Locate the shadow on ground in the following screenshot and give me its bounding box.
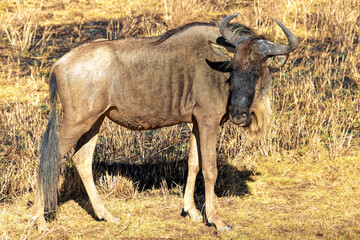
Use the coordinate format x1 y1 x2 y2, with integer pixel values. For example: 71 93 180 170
58 156 256 220
94 158 256 197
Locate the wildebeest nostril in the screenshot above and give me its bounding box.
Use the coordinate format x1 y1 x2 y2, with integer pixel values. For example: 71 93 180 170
238 113 247 123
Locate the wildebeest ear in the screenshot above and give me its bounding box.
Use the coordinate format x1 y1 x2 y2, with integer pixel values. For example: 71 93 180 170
266 54 289 67
208 41 234 59
205 59 232 72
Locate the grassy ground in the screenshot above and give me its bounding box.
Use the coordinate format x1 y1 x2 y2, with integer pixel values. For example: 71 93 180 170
1 0 360 239
2 154 360 239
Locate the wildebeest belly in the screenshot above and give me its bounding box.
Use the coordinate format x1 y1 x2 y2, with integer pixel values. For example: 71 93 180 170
106 104 193 130
107 75 195 130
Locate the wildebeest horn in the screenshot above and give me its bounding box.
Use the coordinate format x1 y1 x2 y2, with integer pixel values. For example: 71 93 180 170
219 12 249 46
258 19 299 56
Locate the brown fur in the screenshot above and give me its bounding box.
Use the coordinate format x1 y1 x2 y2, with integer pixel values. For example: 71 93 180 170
234 39 266 71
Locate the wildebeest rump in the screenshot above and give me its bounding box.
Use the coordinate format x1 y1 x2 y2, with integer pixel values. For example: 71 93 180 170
32 13 298 231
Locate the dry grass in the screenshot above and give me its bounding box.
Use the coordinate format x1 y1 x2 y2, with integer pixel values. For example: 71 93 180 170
0 0 359 238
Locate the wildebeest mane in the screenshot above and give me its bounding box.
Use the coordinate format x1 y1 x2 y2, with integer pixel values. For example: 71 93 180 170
228 23 258 38
153 22 260 45
153 22 215 44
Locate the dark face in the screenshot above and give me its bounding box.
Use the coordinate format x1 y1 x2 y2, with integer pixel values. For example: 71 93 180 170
229 67 257 126
228 45 265 126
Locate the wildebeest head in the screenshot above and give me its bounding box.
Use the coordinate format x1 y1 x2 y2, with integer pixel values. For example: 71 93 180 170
208 13 298 130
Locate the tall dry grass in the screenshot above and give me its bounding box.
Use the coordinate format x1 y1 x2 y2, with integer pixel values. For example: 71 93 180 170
1 0 45 55
162 0 223 27
0 0 359 203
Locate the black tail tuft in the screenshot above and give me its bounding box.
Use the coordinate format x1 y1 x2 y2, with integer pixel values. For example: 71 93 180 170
38 73 60 214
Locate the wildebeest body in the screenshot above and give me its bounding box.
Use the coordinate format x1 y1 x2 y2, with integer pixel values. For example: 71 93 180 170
33 13 298 231
55 26 228 131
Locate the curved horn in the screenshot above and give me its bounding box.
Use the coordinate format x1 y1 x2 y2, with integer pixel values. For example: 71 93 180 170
258 19 299 56
219 12 249 46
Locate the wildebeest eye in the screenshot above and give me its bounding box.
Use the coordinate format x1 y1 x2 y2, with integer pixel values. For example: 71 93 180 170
266 54 289 67
216 37 236 52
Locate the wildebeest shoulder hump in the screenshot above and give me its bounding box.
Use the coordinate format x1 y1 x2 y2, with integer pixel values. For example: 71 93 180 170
153 22 216 44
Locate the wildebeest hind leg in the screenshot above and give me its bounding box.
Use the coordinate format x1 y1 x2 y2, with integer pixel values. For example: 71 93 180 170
72 116 117 222
183 121 203 222
32 184 47 231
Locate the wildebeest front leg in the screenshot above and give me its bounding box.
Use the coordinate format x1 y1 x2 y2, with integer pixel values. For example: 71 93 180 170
72 126 117 222
183 122 203 222
198 118 232 231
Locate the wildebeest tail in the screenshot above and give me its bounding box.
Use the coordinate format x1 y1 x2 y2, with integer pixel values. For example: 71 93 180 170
38 71 60 214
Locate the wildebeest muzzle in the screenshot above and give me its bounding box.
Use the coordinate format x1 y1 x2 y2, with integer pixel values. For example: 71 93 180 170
229 105 252 126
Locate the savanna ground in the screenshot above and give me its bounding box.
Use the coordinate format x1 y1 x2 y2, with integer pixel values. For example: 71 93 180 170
0 0 359 239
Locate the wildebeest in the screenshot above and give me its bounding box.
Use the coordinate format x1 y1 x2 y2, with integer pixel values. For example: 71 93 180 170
32 13 298 231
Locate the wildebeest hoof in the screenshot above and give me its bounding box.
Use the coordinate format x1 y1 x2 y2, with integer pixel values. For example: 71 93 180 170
208 215 232 231
102 210 117 222
190 213 203 222
37 223 49 232
184 208 203 222
219 224 232 232
32 215 49 231
34 219 49 231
